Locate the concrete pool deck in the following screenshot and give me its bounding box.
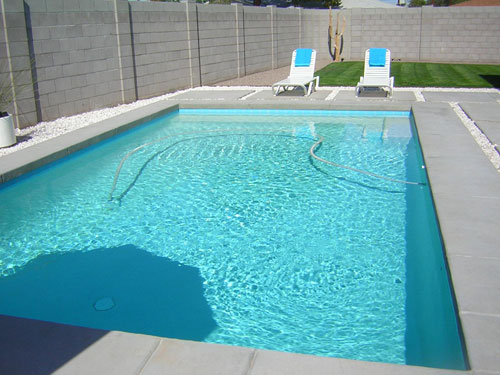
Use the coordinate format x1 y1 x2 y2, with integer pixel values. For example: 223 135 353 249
0 85 499 375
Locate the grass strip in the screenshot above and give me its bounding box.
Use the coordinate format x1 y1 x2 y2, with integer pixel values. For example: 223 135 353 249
316 62 500 88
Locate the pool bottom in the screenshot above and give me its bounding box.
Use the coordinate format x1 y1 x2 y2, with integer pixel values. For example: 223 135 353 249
0 108 464 370
0 246 216 342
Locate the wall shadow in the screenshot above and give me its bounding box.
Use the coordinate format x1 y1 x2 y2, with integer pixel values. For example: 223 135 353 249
128 3 139 101
0 314 109 375
0 245 217 374
23 3 42 123
480 75 500 89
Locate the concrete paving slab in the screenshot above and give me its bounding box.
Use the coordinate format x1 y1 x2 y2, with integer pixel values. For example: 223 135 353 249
476 120 500 148
448 256 500 296
247 88 332 100
0 135 74 183
0 315 160 375
411 136 499 199
141 338 254 375
422 91 500 103
431 195 500 259
249 349 462 375
459 102 500 147
53 332 160 375
459 102 500 122
334 89 417 102
459 313 500 373
448 256 500 324
411 105 499 198
168 90 254 100
453 283 500 317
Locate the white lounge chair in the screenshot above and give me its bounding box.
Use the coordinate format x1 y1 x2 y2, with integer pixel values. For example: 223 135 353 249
272 49 320 96
356 48 394 97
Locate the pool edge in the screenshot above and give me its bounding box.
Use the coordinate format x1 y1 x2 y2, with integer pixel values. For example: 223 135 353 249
412 102 500 374
0 101 181 185
0 314 469 375
0 100 489 375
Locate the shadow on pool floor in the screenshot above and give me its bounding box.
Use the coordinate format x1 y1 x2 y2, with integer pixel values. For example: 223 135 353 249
0 245 217 342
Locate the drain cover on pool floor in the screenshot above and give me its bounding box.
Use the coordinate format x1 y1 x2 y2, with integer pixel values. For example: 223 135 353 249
94 297 115 311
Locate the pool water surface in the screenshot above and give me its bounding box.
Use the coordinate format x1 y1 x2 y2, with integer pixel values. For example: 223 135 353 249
0 109 466 369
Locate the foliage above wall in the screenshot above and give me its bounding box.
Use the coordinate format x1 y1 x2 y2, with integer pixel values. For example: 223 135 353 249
409 0 469 6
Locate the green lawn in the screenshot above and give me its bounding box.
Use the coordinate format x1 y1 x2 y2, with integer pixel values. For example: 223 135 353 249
316 62 500 88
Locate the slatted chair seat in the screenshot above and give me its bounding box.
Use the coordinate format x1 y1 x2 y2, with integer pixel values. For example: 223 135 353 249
272 49 320 97
356 48 394 97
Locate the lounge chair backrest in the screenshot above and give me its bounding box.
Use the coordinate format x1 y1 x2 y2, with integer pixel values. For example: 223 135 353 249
362 48 391 85
289 49 317 79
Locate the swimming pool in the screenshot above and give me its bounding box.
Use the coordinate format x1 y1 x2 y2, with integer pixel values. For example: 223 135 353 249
0 109 466 369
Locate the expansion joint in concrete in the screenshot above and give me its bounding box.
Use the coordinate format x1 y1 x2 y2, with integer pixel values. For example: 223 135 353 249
186 2 194 88
113 0 126 104
137 338 163 375
243 349 258 375
0 0 20 128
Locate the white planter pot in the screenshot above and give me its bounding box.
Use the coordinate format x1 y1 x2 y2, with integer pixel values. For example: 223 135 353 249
0 114 16 148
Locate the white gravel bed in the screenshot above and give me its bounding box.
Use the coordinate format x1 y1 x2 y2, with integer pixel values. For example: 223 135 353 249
450 102 500 171
0 89 189 157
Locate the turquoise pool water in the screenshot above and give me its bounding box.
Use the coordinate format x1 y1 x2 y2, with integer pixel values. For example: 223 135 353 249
0 109 466 369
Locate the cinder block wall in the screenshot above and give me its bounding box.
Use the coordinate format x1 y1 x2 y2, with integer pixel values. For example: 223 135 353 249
348 7 422 61
419 6 500 63
243 6 273 75
20 0 135 123
343 6 500 62
302 8 331 61
0 0 38 128
1 0 499 129
129 1 199 99
197 4 240 85
275 7 301 68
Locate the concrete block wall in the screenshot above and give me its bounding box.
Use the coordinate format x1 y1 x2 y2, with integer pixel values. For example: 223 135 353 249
21 0 133 122
242 6 273 75
1 1 500 128
275 7 301 68
114 0 136 105
129 1 198 99
234 4 245 79
344 6 500 63
420 6 500 63
0 0 38 128
197 4 240 85
348 7 422 61
301 8 330 61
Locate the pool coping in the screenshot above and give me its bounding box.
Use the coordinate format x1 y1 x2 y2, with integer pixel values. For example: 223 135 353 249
1 98 499 374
